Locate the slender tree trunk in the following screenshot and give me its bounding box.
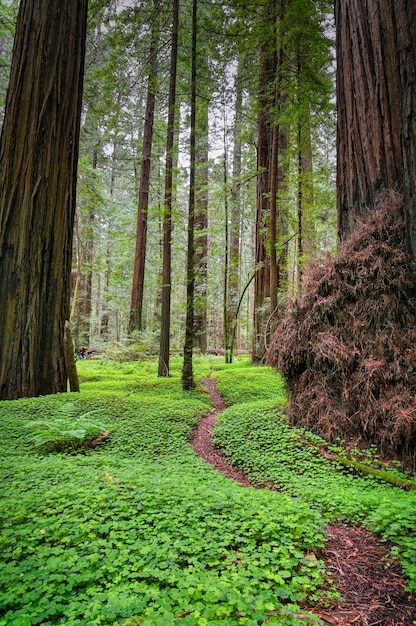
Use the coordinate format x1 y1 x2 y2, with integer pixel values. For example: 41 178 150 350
335 0 403 240
0 0 88 400
226 60 243 363
269 111 279 317
129 3 160 334
253 86 271 361
78 146 97 346
223 108 230 363
297 102 314 295
182 0 197 390
158 0 179 377
194 97 209 354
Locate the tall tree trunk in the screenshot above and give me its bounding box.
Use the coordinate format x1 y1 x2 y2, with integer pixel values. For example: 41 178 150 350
253 0 279 362
194 96 209 354
296 35 315 295
182 0 197 390
335 0 403 240
158 0 179 377
253 81 271 361
222 107 230 363
0 0 88 400
129 2 160 334
226 59 243 363
395 0 416 261
78 146 97 346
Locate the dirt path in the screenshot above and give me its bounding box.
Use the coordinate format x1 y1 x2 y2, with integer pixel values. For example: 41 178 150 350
192 378 416 626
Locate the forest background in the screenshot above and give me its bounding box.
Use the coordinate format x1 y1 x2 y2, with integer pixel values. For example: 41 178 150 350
0 0 336 366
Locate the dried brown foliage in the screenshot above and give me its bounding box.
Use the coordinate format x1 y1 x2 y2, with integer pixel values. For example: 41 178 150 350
267 191 416 467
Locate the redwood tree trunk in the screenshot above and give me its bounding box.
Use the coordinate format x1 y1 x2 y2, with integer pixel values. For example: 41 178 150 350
335 0 403 239
395 0 416 261
129 3 159 334
194 97 209 354
182 0 197 390
226 61 243 362
0 0 88 400
158 0 179 377
253 0 279 362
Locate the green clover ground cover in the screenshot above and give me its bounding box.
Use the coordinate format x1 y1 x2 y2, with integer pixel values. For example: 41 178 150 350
1 357 414 625
1 357 331 626
212 364 416 595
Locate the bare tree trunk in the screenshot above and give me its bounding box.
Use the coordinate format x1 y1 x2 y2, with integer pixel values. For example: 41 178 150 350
335 0 403 240
158 0 179 377
78 205 94 345
395 0 416 261
269 102 279 317
194 97 209 354
0 0 87 400
226 60 243 363
253 1 278 362
296 41 315 296
182 0 197 390
129 2 160 334
223 107 230 363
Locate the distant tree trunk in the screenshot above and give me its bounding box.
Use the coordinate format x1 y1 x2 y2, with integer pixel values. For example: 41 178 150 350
129 3 159 334
296 48 314 296
78 198 95 346
269 94 279 317
253 0 283 362
158 0 179 377
335 0 403 240
72 143 97 350
223 109 230 363
226 60 243 363
253 47 272 362
194 96 209 354
0 0 87 400
182 0 197 390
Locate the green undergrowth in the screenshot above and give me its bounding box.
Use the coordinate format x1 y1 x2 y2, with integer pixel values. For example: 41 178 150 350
1 356 414 625
0 357 331 626
211 378 416 595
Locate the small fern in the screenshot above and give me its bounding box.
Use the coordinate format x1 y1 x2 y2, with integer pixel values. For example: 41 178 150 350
26 402 109 452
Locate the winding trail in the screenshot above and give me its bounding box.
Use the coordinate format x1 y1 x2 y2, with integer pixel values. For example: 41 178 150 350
192 378 251 486
192 378 416 626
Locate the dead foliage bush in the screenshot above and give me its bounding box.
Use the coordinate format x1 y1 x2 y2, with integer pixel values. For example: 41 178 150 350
267 191 416 469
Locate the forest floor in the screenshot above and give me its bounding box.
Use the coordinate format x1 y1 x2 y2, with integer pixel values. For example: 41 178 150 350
193 378 416 626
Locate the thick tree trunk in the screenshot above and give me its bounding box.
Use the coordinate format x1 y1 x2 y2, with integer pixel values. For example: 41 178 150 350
158 0 179 377
335 0 403 239
129 4 159 334
0 0 87 400
395 0 416 261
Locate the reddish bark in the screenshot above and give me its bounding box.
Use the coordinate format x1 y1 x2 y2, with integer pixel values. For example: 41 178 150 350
335 0 403 239
0 0 88 399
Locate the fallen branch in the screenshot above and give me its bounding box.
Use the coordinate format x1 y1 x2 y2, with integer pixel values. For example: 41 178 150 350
319 448 416 490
